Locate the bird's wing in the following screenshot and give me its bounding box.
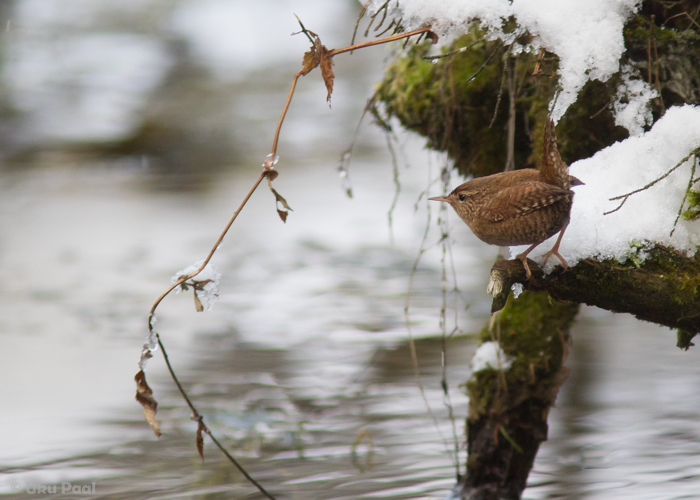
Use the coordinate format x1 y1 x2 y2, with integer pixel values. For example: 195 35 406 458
478 181 573 222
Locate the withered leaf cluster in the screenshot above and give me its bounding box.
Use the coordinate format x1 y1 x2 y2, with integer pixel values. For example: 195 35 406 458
176 277 214 312
300 34 335 104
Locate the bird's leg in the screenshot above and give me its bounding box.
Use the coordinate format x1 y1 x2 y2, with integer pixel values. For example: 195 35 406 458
515 241 543 280
542 223 569 270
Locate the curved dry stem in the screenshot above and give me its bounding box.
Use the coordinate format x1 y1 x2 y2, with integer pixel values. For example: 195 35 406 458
271 70 304 158
141 20 439 498
328 26 432 57
148 170 268 332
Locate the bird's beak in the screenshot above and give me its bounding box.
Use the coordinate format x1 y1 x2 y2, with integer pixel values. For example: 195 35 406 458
428 196 449 202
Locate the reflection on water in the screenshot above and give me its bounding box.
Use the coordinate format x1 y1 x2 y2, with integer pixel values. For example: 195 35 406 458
0 0 699 499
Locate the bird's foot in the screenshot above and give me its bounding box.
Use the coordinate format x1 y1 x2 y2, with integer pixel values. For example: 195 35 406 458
515 253 533 280
542 247 568 271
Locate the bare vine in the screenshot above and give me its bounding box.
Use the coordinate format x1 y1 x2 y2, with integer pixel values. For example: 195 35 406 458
133 19 436 497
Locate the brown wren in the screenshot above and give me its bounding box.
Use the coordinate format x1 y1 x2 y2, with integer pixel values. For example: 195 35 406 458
430 119 582 279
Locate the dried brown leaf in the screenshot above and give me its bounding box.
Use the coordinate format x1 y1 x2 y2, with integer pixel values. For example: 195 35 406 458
426 30 439 44
192 279 213 291
193 290 204 312
134 370 161 437
300 47 320 76
265 169 279 181
176 275 189 291
270 186 292 211
196 421 205 460
266 162 292 223
317 41 335 104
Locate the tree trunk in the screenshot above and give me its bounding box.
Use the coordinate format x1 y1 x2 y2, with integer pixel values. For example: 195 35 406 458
449 291 578 499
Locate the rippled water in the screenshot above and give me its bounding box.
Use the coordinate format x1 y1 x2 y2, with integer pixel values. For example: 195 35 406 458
0 1 699 499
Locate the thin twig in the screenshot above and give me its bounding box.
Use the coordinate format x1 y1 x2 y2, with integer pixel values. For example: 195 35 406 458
404 164 451 457
664 9 700 30
373 1 390 33
505 52 518 172
156 334 276 499
293 14 315 45
205 429 276 499
422 35 486 61
385 132 401 244
272 70 304 158
375 19 397 38
671 153 698 237
148 170 268 331
364 0 391 37
589 99 612 119
143 20 437 495
338 91 379 197
437 167 461 479
605 149 699 215
350 4 367 47
328 27 432 57
466 40 503 83
489 56 508 128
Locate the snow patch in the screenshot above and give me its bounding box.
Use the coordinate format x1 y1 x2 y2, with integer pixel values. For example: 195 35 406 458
172 259 222 311
471 341 513 372
365 0 640 121
614 65 657 136
511 105 700 267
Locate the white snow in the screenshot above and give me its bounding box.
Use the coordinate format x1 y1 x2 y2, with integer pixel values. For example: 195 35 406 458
512 105 700 267
614 65 658 136
471 341 513 372
362 2 700 266
365 0 640 121
138 325 158 371
172 259 222 311
511 282 524 299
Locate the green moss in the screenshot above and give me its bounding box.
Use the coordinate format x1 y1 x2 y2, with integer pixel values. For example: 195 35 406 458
621 244 700 309
682 190 700 222
374 29 628 179
466 291 579 421
374 4 700 181
375 29 521 178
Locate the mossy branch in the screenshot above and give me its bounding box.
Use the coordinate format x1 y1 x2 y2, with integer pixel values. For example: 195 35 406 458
487 244 700 349
451 291 578 499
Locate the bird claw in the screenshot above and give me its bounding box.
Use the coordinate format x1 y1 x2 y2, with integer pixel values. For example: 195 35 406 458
542 248 568 271
515 254 533 280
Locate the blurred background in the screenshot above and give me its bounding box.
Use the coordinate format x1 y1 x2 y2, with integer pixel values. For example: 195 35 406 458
0 0 698 498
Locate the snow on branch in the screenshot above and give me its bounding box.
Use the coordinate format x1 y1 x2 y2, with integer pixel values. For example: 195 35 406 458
364 0 640 121
511 105 700 268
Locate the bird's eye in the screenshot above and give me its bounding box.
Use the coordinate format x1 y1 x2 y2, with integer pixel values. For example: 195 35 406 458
458 193 467 201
